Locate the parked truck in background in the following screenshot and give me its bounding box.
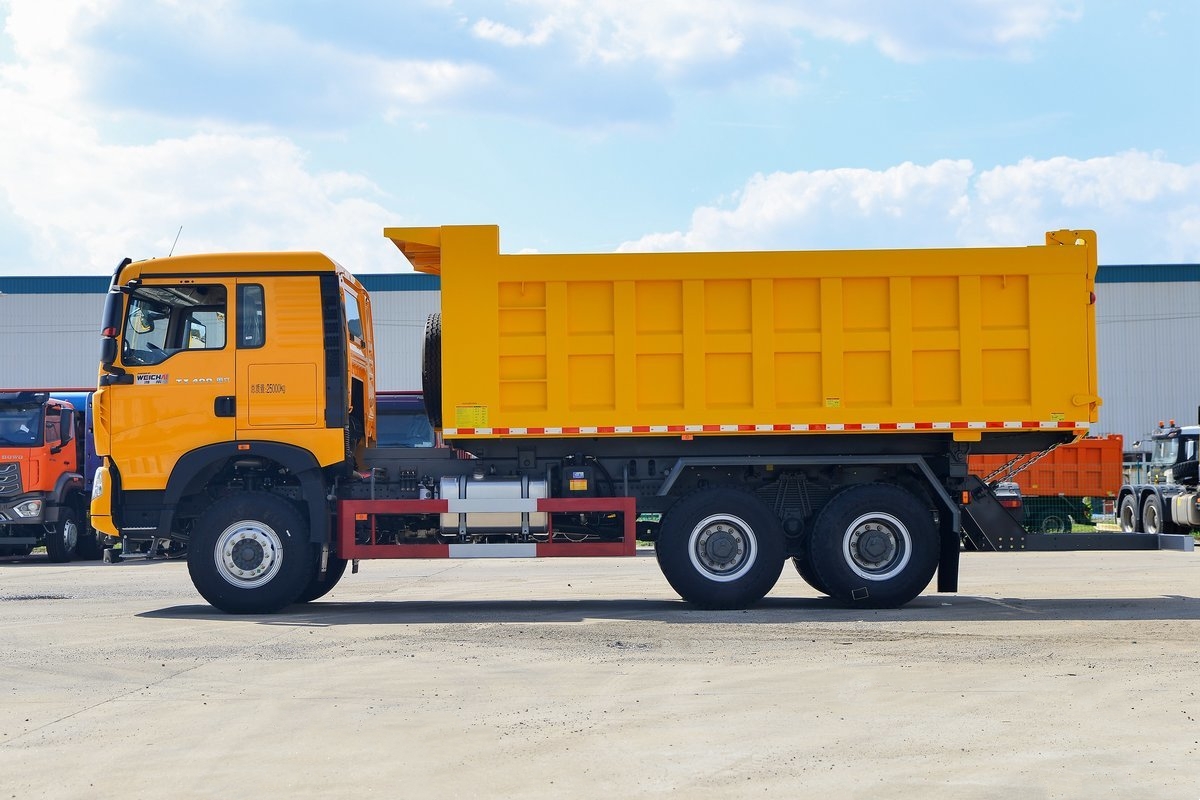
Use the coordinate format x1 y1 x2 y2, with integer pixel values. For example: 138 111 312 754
87 226 1184 615
969 435 1123 533
1117 420 1200 535
0 390 101 560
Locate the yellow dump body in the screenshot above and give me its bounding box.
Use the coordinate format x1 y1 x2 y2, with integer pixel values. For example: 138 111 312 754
385 226 1098 441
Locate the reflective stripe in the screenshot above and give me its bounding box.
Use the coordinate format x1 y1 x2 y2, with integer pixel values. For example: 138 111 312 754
448 543 537 558
442 421 1091 437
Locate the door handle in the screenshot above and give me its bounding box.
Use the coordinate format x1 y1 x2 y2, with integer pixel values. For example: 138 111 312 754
214 396 236 417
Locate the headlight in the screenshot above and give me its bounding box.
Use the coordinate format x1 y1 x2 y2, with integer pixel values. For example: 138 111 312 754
92 467 106 501
13 499 43 518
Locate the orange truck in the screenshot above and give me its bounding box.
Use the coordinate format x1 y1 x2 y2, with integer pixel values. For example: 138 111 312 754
0 391 101 560
969 435 1124 533
87 226 1186 615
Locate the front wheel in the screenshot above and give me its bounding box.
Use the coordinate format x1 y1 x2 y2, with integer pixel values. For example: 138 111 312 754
808 483 939 609
655 488 785 609
45 507 80 563
295 554 348 603
188 492 316 614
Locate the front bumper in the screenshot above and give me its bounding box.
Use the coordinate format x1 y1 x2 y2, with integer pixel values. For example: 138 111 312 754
0 494 55 525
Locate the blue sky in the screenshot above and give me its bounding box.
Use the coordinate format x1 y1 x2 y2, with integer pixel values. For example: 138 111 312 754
0 0 1197 274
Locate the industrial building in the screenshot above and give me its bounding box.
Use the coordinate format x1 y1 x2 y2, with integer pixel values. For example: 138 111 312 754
1 263 1195 459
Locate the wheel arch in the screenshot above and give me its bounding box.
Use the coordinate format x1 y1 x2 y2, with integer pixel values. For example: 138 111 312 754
163 442 330 545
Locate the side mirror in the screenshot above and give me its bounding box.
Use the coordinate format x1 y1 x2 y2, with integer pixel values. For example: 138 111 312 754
99 337 117 365
59 410 74 446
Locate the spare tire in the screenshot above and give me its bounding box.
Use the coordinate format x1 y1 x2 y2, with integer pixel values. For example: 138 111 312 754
422 313 443 428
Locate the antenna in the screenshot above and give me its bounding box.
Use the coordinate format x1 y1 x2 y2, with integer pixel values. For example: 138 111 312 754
168 226 183 257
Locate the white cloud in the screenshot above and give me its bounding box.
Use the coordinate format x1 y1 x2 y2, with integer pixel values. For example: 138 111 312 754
472 16 557 48
620 153 1200 263
0 0 418 273
0 115 404 272
483 0 1081 71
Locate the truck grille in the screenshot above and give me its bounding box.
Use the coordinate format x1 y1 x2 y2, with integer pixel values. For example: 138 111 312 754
0 463 21 497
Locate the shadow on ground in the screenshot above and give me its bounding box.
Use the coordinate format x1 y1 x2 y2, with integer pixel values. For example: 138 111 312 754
137 592 1200 627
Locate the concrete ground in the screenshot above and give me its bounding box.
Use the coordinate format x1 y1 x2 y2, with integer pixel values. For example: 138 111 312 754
1 549 1198 800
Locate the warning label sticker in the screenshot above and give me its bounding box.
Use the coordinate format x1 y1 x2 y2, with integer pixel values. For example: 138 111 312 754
455 405 489 427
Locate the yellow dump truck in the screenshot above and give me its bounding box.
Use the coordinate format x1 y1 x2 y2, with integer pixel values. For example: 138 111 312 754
88 225 1180 614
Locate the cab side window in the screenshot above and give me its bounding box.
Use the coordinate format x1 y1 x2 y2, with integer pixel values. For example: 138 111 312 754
238 285 266 348
344 285 364 344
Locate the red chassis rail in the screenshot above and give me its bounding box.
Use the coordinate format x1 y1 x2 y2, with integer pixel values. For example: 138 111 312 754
336 496 639 559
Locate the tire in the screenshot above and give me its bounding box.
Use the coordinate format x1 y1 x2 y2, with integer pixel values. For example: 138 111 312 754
791 551 832 596
808 483 939 609
1038 514 1071 534
655 488 785 610
1118 494 1138 533
422 314 443 428
74 520 104 560
1141 494 1164 535
45 506 80 563
295 555 348 603
187 492 317 614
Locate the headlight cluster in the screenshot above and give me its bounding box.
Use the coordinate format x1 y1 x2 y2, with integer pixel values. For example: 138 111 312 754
12 499 43 518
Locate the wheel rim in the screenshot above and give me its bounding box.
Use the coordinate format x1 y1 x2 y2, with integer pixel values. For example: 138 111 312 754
1144 504 1159 534
61 518 78 551
842 512 911 581
1119 501 1135 532
213 520 284 588
1042 516 1068 534
687 514 758 582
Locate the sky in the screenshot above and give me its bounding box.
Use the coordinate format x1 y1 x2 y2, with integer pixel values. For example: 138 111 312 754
0 0 1198 275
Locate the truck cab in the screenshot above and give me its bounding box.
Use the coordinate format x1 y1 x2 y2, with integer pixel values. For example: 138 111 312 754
1145 422 1200 485
90 253 375 561
1117 420 1200 534
0 391 99 560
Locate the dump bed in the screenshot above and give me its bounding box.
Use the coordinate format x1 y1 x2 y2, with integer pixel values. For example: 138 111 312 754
385 226 1098 442
969 434 1123 498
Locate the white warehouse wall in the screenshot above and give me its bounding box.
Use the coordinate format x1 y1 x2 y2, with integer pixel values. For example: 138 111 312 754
1093 266 1200 454
0 275 438 391
1 267 1196 455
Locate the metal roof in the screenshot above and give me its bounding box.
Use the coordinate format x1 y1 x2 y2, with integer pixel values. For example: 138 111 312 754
0 263 1194 294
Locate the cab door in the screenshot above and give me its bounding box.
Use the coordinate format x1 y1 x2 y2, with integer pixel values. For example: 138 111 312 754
106 280 236 491
235 276 326 455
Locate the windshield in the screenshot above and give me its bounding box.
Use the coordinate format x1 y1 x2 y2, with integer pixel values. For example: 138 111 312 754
1151 437 1179 466
121 284 228 366
377 409 435 447
0 407 43 446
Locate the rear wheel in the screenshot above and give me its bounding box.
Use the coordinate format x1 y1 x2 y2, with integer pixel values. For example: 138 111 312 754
1117 494 1138 533
808 483 939 609
1141 494 1164 534
188 492 316 614
1038 513 1071 534
656 488 785 609
45 507 80 563
791 550 832 596
74 520 104 560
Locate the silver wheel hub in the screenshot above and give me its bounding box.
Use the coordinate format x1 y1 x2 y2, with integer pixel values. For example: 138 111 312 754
843 512 911 581
214 521 283 588
62 519 78 551
688 514 758 582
